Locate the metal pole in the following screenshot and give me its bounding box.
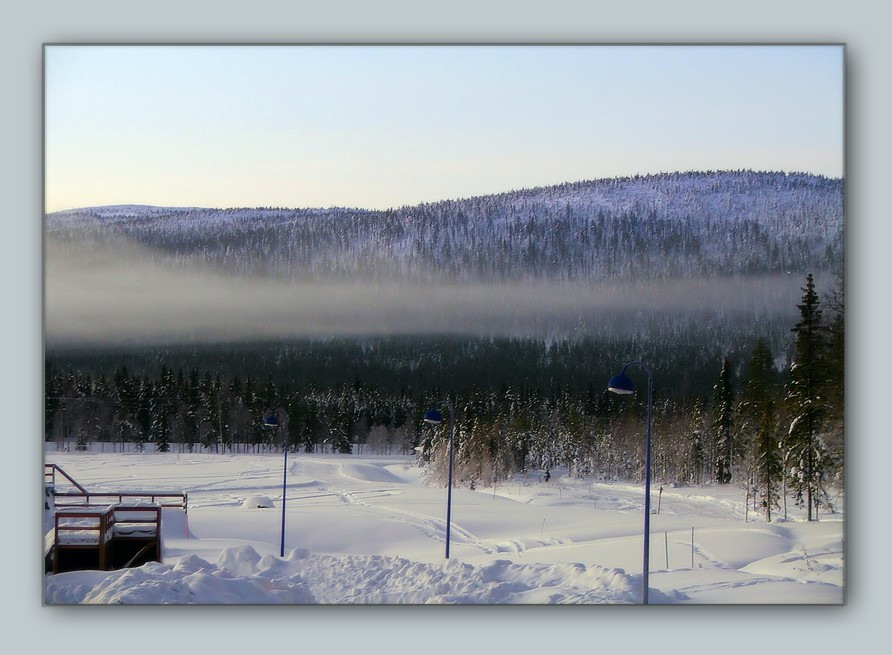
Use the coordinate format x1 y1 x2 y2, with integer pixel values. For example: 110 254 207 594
445 404 455 559
643 369 653 605
280 426 287 558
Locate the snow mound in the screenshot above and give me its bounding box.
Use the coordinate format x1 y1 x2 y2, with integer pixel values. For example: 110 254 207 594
337 463 404 483
44 562 316 605
286 459 406 484
384 464 425 483
241 495 275 509
46 546 679 605
740 545 844 586
173 555 215 572
217 545 263 576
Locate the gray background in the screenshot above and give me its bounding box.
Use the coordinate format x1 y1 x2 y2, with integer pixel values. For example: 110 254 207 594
2 0 884 650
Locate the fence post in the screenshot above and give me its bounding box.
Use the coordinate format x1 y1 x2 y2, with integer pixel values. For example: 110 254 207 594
691 526 694 569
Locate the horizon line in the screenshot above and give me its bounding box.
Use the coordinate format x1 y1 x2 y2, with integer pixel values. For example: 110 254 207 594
45 168 843 216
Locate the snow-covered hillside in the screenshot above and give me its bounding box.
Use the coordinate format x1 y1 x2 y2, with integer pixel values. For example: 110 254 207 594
45 171 843 282
43 451 843 604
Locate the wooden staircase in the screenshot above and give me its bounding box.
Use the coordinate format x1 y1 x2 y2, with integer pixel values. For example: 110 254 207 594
45 464 188 574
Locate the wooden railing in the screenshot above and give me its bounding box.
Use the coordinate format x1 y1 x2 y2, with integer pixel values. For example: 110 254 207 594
111 504 162 538
45 463 187 511
44 464 88 494
50 504 164 573
54 492 188 511
52 505 116 572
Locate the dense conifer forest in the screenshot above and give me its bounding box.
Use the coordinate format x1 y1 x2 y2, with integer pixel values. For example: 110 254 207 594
45 273 844 519
47 171 842 283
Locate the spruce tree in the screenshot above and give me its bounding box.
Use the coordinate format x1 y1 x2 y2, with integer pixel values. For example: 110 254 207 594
823 273 845 484
302 399 320 453
334 403 354 454
75 427 89 451
739 339 780 520
113 366 135 450
688 397 706 485
785 273 828 521
712 357 735 484
45 362 60 441
151 399 171 453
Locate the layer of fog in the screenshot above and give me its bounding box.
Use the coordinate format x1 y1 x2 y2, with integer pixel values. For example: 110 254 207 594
45 238 813 347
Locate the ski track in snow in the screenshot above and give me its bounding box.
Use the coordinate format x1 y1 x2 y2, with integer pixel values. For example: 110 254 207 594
332 488 495 554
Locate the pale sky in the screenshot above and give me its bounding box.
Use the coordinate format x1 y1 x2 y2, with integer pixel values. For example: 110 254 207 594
44 45 844 213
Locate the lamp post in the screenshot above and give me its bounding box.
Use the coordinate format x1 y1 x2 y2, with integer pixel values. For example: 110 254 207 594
607 361 653 605
263 413 287 558
423 401 456 559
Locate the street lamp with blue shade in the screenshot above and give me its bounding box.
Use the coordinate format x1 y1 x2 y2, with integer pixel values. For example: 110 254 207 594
607 369 636 395
423 408 444 425
607 361 653 605
263 412 287 558
423 402 456 559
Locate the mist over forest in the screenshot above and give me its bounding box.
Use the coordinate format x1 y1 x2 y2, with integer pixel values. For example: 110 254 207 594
45 240 814 345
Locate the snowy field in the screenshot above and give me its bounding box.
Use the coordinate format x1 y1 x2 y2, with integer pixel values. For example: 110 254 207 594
43 451 843 605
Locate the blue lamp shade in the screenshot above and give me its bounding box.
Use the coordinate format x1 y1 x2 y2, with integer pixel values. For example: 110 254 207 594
263 415 280 427
607 372 636 395
423 408 444 425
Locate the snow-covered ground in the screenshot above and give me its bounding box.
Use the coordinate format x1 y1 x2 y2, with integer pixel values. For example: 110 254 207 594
43 451 843 605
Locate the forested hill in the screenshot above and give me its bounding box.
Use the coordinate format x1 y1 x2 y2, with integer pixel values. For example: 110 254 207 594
46 171 843 282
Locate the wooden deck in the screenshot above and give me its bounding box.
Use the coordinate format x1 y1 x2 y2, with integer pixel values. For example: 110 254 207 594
45 464 188 574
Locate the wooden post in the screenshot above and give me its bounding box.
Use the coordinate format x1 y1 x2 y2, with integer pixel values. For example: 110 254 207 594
691 526 694 569
99 508 109 571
